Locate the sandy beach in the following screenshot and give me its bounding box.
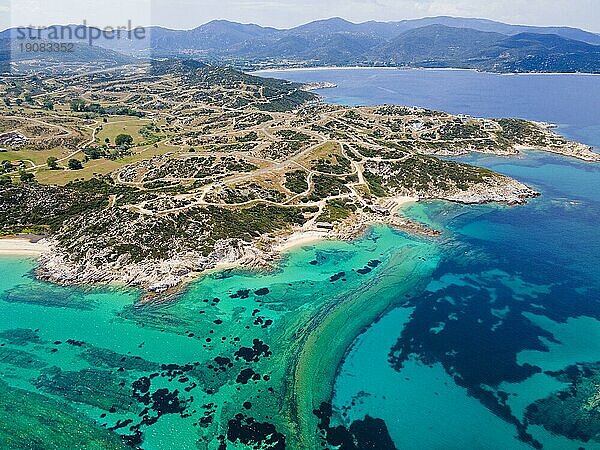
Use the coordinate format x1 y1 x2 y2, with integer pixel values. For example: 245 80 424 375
386 195 419 213
0 238 49 256
251 66 401 74
275 230 329 252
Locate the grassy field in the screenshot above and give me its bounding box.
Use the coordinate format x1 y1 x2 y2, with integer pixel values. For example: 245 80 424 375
95 117 150 146
0 147 67 167
34 142 180 185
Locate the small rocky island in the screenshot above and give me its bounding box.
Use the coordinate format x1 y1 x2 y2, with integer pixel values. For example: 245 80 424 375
0 60 598 293
300 81 338 90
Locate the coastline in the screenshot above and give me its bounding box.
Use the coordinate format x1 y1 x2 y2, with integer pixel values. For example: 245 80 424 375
251 66 401 74
0 237 49 257
285 236 440 448
274 230 329 252
251 66 600 76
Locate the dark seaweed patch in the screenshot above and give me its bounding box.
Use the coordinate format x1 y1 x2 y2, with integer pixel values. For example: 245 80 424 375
349 416 396 449
108 418 133 431
330 272 346 282
0 347 47 369
384 261 600 448
214 356 233 368
226 414 286 449
150 388 187 415
81 347 158 372
236 368 258 384
160 362 198 381
120 429 143 447
132 376 151 395
313 402 396 450
254 288 270 296
234 339 271 362
356 260 381 275
525 361 600 443
0 328 44 346
231 289 250 299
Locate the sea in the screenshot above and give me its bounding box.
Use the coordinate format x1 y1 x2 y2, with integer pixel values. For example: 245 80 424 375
1 68 599 449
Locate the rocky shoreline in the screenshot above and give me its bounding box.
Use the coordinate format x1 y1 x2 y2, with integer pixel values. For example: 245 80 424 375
300 81 338 91
431 175 539 205
33 177 536 296
524 122 600 162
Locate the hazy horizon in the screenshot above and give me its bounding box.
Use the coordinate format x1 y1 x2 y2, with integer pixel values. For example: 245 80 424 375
1 0 599 34
2 15 600 35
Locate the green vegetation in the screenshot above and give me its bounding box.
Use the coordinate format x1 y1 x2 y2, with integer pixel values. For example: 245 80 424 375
47 157 59 170
317 199 357 223
55 203 306 262
494 118 563 149
19 171 35 183
0 178 110 235
309 175 350 201
366 155 495 193
139 123 162 145
70 99 144 117
67 159 83 170
364 171 388 197
312 153 352 175
275 130 311 141
115 134 134 148
284 170 309 194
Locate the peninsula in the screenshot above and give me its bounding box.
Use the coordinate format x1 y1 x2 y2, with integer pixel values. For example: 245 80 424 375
1 60 597 294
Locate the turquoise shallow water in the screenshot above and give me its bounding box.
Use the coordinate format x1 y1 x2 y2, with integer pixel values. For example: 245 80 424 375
2 69 600 449
261 68 600 449
0 226 440 449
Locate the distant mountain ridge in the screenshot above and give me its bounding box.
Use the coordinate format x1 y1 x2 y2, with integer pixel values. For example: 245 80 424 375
1 17 600 73
384 16 600 45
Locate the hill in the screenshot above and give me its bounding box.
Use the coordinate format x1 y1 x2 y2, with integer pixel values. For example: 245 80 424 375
2 17 600 73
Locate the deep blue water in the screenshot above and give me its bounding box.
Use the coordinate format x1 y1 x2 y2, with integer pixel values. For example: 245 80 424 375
264 68 600 449
258 68 600 147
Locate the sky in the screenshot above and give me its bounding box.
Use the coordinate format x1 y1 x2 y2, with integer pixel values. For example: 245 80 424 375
2 0 599 33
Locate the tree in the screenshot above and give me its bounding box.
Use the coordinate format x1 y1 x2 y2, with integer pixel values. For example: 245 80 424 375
85 147 104 159
115 134 134 148
42 99 54 111
104 138 110 144
70 99 87 112
47 156 59 170
19 170 34 182
68 159 83 170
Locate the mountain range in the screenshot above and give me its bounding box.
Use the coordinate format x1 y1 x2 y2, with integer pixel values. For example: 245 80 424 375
2 16 600 73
